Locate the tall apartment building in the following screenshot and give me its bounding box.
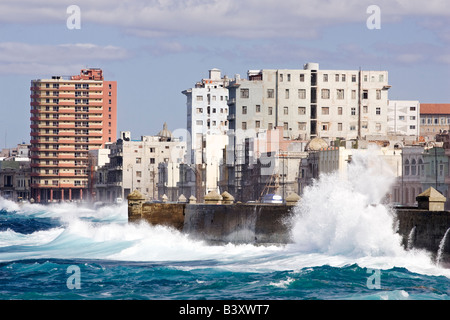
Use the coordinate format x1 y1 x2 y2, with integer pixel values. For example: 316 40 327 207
29 68 117 203
182 68 231 164
224 63 390 200
227 63 390 147
387 100 420 137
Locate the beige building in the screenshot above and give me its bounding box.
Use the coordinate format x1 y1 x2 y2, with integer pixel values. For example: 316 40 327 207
93 125 186 202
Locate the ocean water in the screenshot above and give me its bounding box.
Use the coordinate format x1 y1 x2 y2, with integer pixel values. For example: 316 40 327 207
1 151 450 301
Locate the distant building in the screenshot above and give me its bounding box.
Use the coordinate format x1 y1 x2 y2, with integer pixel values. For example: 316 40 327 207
182 68 231 165
0 160 31 200
387 100 420 137
92 125 186 202
420 103 450 141
29 68 117 203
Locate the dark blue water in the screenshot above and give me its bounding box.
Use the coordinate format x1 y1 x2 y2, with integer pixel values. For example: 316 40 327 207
1 199 450 301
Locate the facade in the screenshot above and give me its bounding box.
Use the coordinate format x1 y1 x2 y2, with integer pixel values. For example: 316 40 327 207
0 160 31 201
182 68 231 165
387 100 420 137
30 68 117 203
227 63 390 147
420 103 450 141
93 126 186 202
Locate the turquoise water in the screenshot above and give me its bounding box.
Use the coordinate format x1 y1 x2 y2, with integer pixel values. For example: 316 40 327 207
1 153 450 301
0 202 449 300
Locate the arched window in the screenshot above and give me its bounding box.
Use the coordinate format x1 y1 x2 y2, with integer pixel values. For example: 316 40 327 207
411 159 417 175
405 159 410 176
418 159 424 176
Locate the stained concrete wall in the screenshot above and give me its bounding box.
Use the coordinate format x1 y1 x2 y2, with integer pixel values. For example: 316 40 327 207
395 208 450 266
183 203 295 244
128 201 450 266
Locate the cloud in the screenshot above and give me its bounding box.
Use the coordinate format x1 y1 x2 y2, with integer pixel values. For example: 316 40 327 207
1 0 449 39
0 42 129 75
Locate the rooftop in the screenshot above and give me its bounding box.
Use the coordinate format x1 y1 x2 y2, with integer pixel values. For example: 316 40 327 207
420 103 450 115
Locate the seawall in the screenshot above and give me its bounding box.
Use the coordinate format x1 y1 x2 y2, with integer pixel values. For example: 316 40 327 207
127 190 450 267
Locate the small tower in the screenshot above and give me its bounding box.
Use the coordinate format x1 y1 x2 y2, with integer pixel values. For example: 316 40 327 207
416 187 446 211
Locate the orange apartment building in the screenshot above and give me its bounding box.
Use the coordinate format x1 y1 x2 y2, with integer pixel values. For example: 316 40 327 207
30 68 117 203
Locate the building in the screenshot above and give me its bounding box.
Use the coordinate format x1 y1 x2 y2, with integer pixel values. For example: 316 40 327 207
227 63 390 145
29 68 117 203
224 63 390 200
93 125 186 202
420 103 450 141
182 68 231 165
0 160 31 201
387 100 420 138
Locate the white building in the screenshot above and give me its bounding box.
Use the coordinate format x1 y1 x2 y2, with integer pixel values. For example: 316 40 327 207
227 63 391 148
182 68 231 164
387 100 420 137
93 125 186 202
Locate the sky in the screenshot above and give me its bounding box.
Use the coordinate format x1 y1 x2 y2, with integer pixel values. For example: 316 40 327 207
0 0 449 148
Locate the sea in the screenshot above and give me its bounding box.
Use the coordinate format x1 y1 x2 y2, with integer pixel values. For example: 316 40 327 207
1 152 450 308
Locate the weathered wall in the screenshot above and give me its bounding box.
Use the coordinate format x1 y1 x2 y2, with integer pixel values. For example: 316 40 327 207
183 203 295 244
395 208 450 266
128 201 450 266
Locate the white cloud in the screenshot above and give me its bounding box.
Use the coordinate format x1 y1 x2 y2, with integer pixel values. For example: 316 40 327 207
0 0 449 39
0 42 129 75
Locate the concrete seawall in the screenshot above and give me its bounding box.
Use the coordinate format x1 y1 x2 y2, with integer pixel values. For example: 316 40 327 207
128 188 450 267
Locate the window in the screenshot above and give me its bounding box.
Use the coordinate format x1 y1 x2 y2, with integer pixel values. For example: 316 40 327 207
240 88 249 98
284 107 289 115
404 159 410 176
352 75 357 82
283 122 288 131
196 108 202 114
338 107 342 115
298 122 306 130
351 107 356 115
242 106 247 114
255 121 260 128
298 89 306 99
410 125 416 129
321 107 329 115
362 122 368 129
268 123 273 130
379 74 384 82
376 107 381 115
376 90 381 100
376 123 382 131
363 90 368 99
321 89 330 99
410 106 416 111
323 74 328 82
136 157 141 164
256 105 261 113
341 74 346 82
335 74 339 82
298 107 306 115
338 123 343 131
399 116 405 120
150 158 155 164
337 89 344 100
322 123 329 131
350 125 356 131
268 107 273 115
136 171 142 178
267 89 274 98
363 106 368 113
299 74 305 82
285 89 289 99
287 74 291 82
352 90 356 99
242 122 247 130
150 148 155 153
196 95 203 101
